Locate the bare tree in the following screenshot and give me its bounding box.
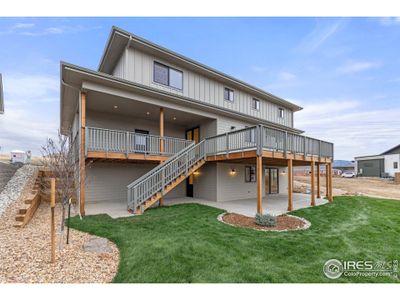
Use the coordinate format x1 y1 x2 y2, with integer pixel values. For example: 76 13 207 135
41 132 84 248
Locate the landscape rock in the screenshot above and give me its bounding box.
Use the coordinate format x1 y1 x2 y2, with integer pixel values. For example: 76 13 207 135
83 238 113 253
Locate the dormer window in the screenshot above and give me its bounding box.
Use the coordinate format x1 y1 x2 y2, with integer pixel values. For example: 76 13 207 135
278 108 284 118
153 61 183 90
224 87 234 102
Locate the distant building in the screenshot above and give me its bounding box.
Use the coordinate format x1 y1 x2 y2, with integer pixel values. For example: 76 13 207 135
355 144 400 177
0 73 4 114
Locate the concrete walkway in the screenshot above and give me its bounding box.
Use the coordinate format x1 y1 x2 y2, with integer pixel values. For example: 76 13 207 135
164 193 328 217
86 193 328 218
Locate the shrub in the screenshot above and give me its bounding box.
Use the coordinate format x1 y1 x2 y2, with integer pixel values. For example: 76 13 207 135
255 213 277 227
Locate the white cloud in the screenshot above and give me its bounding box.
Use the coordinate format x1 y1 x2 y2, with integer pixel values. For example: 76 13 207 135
279 71 296 81
378 17 400 26
0 73 59 154
12 23 35 29
250 66 267 73
337 61 381 74
0 23 101 36
297 19 347 53
295 99 400 160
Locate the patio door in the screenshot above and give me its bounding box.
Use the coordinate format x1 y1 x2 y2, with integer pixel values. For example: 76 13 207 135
134 129 149 153
265 168 279 194
185 127 200 197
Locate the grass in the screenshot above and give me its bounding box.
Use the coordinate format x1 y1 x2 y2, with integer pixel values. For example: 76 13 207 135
68 196 400 283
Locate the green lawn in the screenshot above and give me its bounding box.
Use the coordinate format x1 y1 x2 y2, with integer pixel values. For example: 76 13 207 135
69 196 400 283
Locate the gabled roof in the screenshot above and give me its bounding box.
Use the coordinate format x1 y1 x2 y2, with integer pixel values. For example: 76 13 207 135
381 144 400 155
98 26 303 112
0 73 4 114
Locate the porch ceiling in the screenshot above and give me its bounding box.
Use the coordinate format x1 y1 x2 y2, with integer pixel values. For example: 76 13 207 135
86 90 214 128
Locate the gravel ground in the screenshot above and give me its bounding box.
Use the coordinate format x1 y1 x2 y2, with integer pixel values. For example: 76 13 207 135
294 175 400 200
0 164 36 217
0 166 119 283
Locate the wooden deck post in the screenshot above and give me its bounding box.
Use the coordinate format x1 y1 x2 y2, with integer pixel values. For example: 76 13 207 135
159 107 164 206
159 107 164 153
287 158 293 211
256 156 263 214
50 178 56 263
79 91 86 216
325 163 329 199
317 162 321 199
329 162 333 202
310 159 315 206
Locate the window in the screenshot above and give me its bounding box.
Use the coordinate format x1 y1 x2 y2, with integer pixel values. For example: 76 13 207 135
252 98 260 111
278 108 284 118
153 62 183 90
224 87 234 102
169 68 183 90
394 162 398 169
245 166 256 182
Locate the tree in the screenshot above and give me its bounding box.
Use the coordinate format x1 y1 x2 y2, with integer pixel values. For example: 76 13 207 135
41 132 86 248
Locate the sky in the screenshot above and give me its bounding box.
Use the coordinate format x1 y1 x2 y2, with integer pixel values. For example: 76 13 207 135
0 17 399 160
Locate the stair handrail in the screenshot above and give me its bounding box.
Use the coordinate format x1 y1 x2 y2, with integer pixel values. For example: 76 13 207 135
127 140 195 189
128 140 206 211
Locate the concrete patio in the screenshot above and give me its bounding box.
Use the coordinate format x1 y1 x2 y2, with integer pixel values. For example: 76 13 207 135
164 193 328 217
85 193 328 218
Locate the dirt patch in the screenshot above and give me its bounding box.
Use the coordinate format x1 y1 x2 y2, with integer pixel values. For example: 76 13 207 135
294 175 400 200
221 213 309 231
0 198 119 283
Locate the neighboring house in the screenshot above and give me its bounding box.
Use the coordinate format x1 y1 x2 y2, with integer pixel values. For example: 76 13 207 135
355 145 400 177
60 26 334 216
333 160 355 173
0 73 4 114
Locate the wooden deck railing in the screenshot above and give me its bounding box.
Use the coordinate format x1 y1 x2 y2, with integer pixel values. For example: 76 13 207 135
85 127 193 156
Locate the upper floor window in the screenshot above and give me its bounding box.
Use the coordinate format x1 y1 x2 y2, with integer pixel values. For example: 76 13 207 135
278 108 284 118
224 87 234 102
153 62 183 90
394 162 398 169
252 98 260 111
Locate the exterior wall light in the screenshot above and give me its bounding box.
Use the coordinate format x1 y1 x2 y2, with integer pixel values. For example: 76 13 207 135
193 170 200 175
280 170 287 175
114 105 118 109
229 168 237 176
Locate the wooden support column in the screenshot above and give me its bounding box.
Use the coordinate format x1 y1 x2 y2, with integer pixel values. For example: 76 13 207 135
287 158 293 211
50 178 56 263
317 162 321 199
79 91 86 216
325 163 329 199
256 156 263 214
310 159 316 206
329 162 333 203
159 107 164 153
159 107 164 206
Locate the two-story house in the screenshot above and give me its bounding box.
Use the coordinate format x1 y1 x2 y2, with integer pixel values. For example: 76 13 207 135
60 26 334 217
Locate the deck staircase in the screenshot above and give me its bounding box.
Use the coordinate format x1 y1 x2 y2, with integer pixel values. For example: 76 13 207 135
127 140 206 214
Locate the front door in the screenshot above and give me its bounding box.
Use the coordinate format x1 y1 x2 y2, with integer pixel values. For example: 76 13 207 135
134 129 149 153
185 127 200 197
265 168 279 194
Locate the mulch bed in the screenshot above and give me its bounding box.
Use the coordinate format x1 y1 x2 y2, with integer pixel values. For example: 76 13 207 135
221 213 308 231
